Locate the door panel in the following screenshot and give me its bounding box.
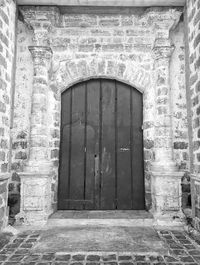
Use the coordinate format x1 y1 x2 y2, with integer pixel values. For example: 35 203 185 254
70 83 86 209
117 82 132 209
100 80 116 209
85 80 100 209
58 79 144 210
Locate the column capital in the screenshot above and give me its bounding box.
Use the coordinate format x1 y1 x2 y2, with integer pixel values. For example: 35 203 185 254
19 6 59 46
28 46 53 62
153 38 174 60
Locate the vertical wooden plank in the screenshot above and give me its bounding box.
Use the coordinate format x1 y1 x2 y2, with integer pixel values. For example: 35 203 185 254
101 79 116 210
58 89 71 209
70 82 86 209
132 89 145 210
85 79 100 209
114 81 118 209
117 82 132 209
99 80 102 209
83 82 87 209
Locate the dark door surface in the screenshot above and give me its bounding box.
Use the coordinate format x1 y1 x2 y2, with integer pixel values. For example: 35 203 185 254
58 79 144 210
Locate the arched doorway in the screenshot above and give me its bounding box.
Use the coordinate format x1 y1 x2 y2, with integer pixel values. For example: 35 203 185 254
58 79 145 210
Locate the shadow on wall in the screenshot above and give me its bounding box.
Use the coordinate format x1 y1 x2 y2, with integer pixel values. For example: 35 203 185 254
8 130 28 225
181 171 192 221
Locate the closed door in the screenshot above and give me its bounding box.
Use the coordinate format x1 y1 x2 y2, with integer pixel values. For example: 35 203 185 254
58 79 145 210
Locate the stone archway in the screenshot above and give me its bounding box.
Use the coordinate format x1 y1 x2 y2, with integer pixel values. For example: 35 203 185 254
51 58 154 213
17 6 184 225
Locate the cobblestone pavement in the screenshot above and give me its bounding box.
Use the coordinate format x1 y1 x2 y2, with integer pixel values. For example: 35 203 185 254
0 229 200 265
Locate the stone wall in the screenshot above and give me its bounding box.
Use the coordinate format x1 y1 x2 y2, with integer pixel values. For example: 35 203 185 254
9 19 33 218
186 0 200 230
0 0 16 229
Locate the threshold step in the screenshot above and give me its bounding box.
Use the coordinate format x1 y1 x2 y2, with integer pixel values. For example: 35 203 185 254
47 210 154 227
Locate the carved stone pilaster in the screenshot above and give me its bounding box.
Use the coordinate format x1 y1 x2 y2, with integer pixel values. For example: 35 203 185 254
25 46 52 172
151 38 184 225
17 46 53 225
152 38 176 172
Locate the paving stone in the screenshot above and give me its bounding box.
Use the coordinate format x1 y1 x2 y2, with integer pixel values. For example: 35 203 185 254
136 261 151 265
104 261 118 265
71 262 84 265
87 255 100 261
23 255 41 262
120 261 134 265
193 256 200 262
15 249 30 254
86 263 100 265
162 235 172 239
174 235 187 239
17 234 29 238
169 243 184 249
188 250 200 256
170 249 188 256
13 238 24 243
20 243 33 248
184 244 196 249
55 263 69 265
22 261 36 265
164 255 179 262
0 254 7 261
152 263 166 265
30 234 40 238
36 261 52 265
118 256 132 261
180 256 195 262
41 253 55 261
149 256 164 262
159 231 169 235
6 244 19 248
4 261 19 265
26 238 38 243
134 256 146 261
55 254 71 261
178 239 192 244
72 254 85 261
0 249 15 254
8 254 24 261
102 255 117 261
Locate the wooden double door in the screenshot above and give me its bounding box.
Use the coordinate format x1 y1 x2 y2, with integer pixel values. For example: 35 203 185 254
58 79 144 210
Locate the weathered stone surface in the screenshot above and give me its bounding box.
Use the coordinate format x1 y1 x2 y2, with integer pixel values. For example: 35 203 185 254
0 0 16 231
7 4 188 225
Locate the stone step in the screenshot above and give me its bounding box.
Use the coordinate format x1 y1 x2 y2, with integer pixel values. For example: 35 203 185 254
32 226 168 255
47 210 154 227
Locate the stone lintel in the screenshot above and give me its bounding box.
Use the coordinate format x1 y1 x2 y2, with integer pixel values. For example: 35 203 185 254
0 173 11 181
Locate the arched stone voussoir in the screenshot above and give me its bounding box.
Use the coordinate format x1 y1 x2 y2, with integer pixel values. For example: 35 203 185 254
54 58 149 94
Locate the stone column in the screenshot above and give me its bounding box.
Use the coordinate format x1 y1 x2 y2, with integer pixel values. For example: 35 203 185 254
26 46 52 172
151 38 184 225
17 46 53 225
16 8 55 224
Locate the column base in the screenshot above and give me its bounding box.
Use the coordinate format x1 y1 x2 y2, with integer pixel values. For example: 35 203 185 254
0 173 11 230
191 175 200 231
151 170 185 227
16 171 53 226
